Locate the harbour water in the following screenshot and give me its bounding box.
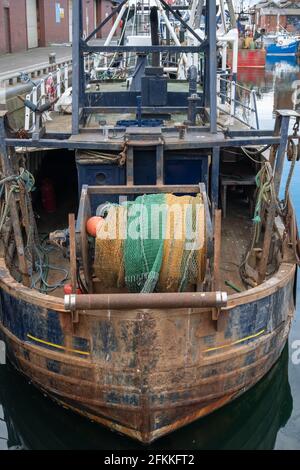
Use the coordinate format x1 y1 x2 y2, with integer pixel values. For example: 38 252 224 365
0 57 300 450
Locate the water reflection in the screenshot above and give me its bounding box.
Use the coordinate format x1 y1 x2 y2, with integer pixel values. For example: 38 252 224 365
237 57 300 127
0 346 293 450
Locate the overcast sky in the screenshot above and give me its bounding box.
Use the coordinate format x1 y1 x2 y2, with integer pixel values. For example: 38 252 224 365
236 0 256 7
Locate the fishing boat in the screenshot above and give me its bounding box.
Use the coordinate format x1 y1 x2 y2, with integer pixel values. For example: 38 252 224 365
266 35 300 57
261 21 300 57
227 48 266 68
0 0 299 445
225 8 266 70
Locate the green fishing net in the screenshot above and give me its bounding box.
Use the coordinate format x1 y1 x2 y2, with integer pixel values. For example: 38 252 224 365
124 194 167 293
94 194 205 294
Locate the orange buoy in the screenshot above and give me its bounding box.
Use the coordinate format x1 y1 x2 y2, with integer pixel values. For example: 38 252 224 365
63 284 82 295
86 216 105 237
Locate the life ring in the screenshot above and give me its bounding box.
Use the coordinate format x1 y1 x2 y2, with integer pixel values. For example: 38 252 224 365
278 40 284 45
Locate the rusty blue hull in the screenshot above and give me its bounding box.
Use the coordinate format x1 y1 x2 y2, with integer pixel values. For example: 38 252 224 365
0 259 296 443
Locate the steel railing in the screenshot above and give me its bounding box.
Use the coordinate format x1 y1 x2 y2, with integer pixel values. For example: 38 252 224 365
217 75 260 130
24 64 70 131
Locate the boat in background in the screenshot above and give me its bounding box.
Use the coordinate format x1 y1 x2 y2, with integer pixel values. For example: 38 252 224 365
266 33 300 57
227 48 266 68
263 33 278 47
227 20 266 69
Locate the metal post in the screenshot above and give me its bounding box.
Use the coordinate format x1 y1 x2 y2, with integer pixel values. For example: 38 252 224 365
274 115 290 195
221 44 227 105
150 6 160 67
230 80 235 119
258 113 290 283
49 52 56 72
211 147 220 211
104 4 127 47
188 65 198 96
24 93 31 131
189 0 198 29
219 0 227 34
40 79 46 105
251 90 260 130
72 0 83 135
195 0 204 30
64 64 69 90
84 0 128 43
227 0 237 30
32 86 37 130
208 0 217 134
166 10 170 45
156 144 164 185
155 0 187 66
57 68 61 98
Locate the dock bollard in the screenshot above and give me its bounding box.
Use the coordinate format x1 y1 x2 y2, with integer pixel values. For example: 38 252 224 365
49 53 56 72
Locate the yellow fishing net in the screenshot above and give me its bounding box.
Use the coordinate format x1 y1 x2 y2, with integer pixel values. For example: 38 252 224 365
158 194 205 292
94 205 126 289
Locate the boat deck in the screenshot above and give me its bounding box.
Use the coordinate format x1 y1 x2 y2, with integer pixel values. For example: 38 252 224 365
37 77 248 138
42 206 253 299
220 200 253 294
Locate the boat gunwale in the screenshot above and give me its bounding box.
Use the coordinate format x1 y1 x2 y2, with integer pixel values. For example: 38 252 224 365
0 258 296 314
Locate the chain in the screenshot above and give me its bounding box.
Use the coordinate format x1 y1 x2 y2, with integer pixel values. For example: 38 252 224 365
293 117 300 137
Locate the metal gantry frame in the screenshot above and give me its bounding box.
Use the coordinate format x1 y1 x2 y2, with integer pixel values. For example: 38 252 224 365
0 1 298 228
71 0 218 134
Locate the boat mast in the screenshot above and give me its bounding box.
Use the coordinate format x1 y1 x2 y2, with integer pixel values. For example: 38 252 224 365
206 0 217 133
194 0 204 30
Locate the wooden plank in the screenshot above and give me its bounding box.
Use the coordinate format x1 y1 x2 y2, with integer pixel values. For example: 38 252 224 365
69 213 79 324
211 147 220 211
268 114 281 170
213 210 222 291
126 146 134 186
88 185 200 195
69 214 77 294
0 121 30 286
212 209 222 322
273 115 290 196
199 183 213 259
258 205 276 284
76 186 93 293
156 144 164 185
258 115 291 283
18 183 30 237
4 136 282 151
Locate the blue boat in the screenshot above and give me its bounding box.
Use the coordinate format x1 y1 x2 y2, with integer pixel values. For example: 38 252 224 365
266 37 300 56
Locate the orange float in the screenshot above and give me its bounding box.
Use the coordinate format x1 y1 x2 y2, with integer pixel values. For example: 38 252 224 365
63 284 82 295
86 216 105 237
